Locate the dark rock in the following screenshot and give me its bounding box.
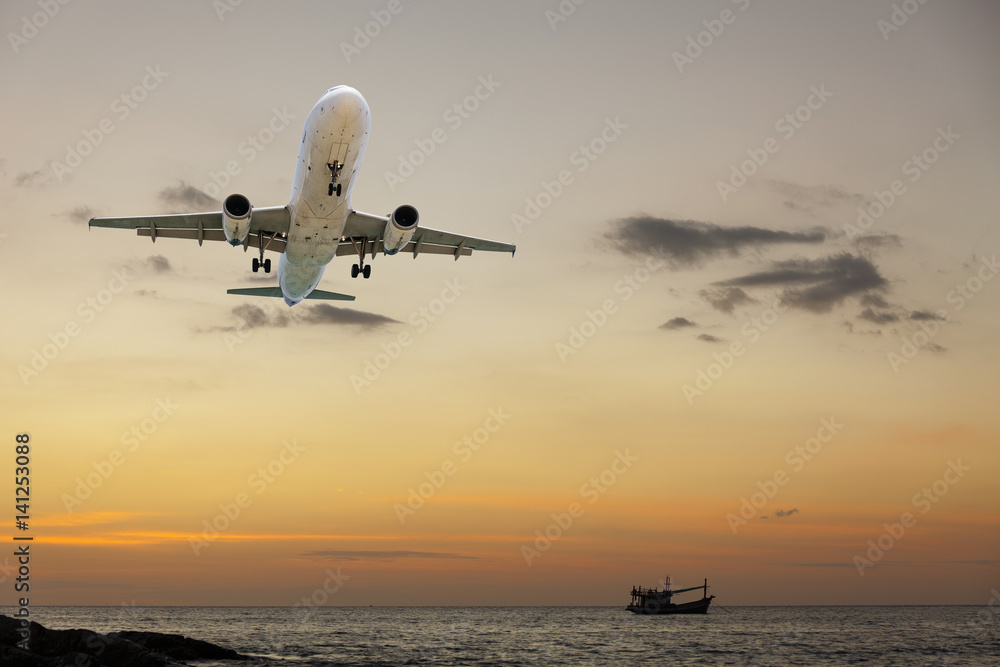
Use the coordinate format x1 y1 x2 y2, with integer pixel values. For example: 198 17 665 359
109 631 249 661
0 614 251 666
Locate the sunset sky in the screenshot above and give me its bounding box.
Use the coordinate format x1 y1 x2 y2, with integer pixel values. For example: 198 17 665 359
2 0 998 607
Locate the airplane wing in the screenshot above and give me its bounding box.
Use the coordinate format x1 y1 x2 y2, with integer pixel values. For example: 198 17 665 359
342 210 516 259
89 206 291 252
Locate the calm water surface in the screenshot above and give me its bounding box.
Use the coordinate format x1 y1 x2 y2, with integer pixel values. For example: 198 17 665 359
20 605 1000 666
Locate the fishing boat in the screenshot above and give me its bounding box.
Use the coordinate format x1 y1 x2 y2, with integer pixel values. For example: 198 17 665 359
626 575 714 614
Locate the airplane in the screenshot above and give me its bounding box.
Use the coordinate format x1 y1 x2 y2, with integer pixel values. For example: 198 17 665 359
89 86 515 306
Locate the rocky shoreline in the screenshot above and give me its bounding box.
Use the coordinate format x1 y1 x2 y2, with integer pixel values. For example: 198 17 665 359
0 614 251 666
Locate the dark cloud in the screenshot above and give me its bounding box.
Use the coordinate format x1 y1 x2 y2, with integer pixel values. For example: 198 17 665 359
300 304 400 330
768 180 866 212
145 255 172 273
927 343 946 354
861 293 891 309
700 286 755 314
854 233 903 251
158 181 219 212
233 303 289 330
604 216 825 267
65 206 97 224
910 310 947 322
300 550 476 562
858 308 899 324
717 253 888 313
774 508 799 518
696 333 724 343
660 317 697 330
204 301 397 333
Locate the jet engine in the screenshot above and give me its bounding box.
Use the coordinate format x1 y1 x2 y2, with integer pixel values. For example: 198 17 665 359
382 204 419 255
222 193 252 246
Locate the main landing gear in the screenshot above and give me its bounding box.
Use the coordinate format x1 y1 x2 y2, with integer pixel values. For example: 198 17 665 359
327 161 343 197
251 232 274 273
348 237 372 279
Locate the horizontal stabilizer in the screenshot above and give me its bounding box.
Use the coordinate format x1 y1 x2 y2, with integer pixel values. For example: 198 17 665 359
227 287 355 301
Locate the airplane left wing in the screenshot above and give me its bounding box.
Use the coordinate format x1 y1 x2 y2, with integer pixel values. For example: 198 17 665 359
89 206 291 251
343 210 515 259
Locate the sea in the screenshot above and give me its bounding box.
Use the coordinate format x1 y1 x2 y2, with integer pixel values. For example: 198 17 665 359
19 606 1000 666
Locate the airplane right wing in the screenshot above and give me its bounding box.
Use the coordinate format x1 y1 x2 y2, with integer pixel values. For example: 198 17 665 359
342 210 516 259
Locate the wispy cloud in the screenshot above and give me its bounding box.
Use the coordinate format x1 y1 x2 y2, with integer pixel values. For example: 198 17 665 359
767 180 866 213
64 206 97 224
854 233 903 252
14 169 49 188
697 333 724 343
604 216 825 268
300 550 477 562
158 181 219 213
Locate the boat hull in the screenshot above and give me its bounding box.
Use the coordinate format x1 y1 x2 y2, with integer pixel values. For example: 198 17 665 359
626 595 715 615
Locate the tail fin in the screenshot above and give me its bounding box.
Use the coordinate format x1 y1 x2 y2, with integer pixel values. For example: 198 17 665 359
227 287 355 301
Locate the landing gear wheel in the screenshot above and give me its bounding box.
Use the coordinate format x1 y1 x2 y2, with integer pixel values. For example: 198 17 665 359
362 265 371 279
252 257 260 273
328 183 334 196
335 183 342 197
263 258 271 273
351 264 360 278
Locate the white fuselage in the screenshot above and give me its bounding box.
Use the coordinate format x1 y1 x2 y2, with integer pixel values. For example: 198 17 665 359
277 86 371 305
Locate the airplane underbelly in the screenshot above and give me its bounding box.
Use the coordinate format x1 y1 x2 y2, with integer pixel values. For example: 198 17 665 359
285 211 347 265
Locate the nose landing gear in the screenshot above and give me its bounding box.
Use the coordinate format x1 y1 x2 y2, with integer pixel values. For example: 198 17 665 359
327 161 343 197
